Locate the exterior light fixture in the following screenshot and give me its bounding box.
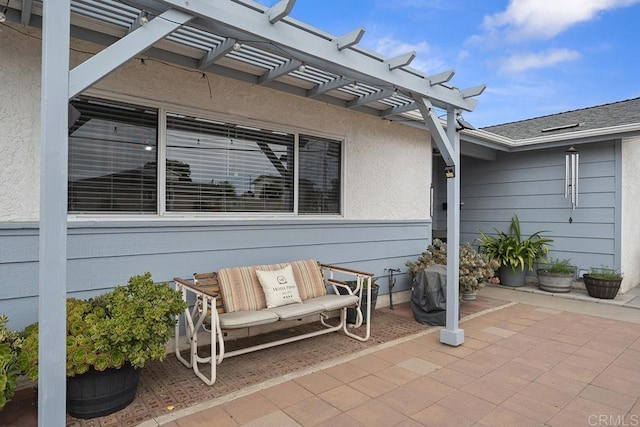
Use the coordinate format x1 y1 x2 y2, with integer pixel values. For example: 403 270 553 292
565 146 579 210
233 42 242 51
0 8 7 23
298 63 307 72
139 12 149 25
444 166 455 179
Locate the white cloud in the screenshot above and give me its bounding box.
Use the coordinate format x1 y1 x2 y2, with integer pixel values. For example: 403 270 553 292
369 36 446 73
483 0 640 40
499 48 581 73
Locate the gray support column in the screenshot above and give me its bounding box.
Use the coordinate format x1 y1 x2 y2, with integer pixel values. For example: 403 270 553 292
440 108 464 346
39 0 70 424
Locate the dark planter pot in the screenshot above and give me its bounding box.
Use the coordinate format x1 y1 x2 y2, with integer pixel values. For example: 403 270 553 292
583 274 622 299
537 270 574 293
67 363 141 419
338 284 379 324
498 265 527 287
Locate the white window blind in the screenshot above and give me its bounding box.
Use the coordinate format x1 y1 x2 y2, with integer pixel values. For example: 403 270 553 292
299 135 341 214
166 113 295 213
68 97 158 213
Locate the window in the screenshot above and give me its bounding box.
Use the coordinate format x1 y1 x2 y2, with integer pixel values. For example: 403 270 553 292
166 113 294 213
299 135 341 214
68 98 158 213
67 97 342 216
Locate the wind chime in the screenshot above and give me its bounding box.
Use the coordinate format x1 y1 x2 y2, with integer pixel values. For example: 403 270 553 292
565 146 579 218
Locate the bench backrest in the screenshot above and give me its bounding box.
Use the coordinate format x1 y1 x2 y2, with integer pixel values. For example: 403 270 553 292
217 259 327 313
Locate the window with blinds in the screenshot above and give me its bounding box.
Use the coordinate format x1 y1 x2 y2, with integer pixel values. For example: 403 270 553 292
299 135 341 214
67 97 342 216
68 97 158 213
166 113 295 213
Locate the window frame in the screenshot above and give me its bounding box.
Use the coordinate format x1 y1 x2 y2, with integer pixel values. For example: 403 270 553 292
68 91 345 220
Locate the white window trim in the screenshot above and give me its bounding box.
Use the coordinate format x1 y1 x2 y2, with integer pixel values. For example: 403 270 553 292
68 89 346 221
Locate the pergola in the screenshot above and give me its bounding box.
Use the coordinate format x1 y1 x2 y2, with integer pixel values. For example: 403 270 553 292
4 0 484 423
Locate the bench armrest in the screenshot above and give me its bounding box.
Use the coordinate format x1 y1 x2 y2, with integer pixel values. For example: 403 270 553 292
174 277 220 299
320 264 374 278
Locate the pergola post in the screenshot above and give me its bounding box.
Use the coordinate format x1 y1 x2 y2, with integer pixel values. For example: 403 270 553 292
440 108 464 346
39 0 71 424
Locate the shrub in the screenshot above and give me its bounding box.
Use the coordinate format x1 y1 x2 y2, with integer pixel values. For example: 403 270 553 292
406 239 499 294
0 315 22 410
18 273 187 380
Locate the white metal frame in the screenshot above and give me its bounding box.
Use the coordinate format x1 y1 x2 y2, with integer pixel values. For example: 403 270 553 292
174 265 372 386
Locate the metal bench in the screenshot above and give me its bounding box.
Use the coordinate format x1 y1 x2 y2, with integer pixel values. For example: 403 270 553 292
173 260 373 385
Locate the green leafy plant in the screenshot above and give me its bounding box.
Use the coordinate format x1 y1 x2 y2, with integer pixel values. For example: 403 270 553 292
539 258 576 275
476 214 553 272
587 266 622 280
18 273 187 380
406 239 499 294
0 315 22 410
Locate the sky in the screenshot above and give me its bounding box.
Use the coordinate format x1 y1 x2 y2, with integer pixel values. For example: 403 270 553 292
254 0 640 128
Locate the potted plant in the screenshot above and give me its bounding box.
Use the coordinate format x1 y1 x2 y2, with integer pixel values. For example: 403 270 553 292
476 214 553 287
0 315 22 411
583 266 623 299
17 273 187 419
406 239 499 301
537 257 576 293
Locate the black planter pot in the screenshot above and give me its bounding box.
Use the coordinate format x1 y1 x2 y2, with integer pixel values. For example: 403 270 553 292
583 274 622 299
338 284 379 324
67 363 141 419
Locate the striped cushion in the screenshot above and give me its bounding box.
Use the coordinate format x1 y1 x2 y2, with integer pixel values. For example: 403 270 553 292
217 259 326 313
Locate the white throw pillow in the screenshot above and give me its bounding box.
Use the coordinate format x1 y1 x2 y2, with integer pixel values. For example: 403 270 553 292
256 265 302 308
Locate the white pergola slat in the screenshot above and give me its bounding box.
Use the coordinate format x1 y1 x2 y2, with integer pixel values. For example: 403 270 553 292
14 0 485 422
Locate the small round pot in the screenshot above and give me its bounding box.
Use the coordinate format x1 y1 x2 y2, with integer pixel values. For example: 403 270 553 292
537 270 574 293
461 291 477 301
583 274 622 299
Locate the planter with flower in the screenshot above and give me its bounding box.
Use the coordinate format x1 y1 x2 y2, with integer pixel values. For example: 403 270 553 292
18 272 187 419
583 266 623 299
406 239 499 301
477 214 553 287
0 315 22 411
537 257 576 293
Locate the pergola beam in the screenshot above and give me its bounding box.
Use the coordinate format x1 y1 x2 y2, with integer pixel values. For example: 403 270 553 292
199 38 237 70
307 76 351 97
461 84 487 99
69 8 194 99
347 89 394 108
385 51 416 70
266 0 296 24
21 0 33 25
258 58 302 84
414 96 455 166
334 27 365 51
429 69 455 86
150 0 477 112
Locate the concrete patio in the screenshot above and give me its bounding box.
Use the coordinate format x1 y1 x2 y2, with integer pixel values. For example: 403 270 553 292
3 285 639 426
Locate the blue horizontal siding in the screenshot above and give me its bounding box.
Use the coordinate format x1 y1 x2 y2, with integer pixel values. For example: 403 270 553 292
459 140 620 276
0 219 430 329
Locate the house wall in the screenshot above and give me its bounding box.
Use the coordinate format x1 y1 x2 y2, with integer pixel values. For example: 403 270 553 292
621 136 640 293
459 141 621 282
0 27 431 329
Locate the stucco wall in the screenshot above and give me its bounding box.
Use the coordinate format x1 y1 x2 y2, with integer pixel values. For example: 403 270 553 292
0 26 41 221
0 26 431 222
621 136 640 293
